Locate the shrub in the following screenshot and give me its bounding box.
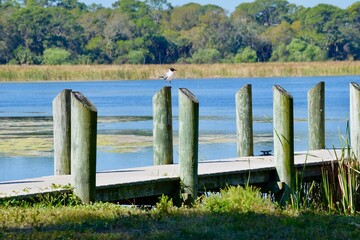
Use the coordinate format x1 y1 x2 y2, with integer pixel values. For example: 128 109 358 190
152 195 175 216
235 47 258 63
286 39 326 62
202 185 274 213
42 48 71 65
192 48 222 64
127 50 146 64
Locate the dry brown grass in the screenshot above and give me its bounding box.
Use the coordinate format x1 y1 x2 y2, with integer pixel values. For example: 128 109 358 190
0 61 359 81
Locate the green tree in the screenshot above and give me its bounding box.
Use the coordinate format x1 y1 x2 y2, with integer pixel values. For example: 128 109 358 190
8 6 52 57
86 36 111 63
302 4 341 33
79 8 112 40
344 2 360 59
300 4 349 60
13 46 37 64
103 11 133 59
145 0 172 24
114 0 159 36
54 0 87 10
231 3 273 61
199 5 238 57
233 0 295 27
262 21 294 47
45 6 85 56
79 9 113 63
165 3 202 31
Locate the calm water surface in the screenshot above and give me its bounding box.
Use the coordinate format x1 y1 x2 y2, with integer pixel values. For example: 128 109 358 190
0 76 358 181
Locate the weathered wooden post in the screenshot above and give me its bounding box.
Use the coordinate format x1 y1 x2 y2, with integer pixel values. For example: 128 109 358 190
308 81 325 150
153 86 173 165
350 82 360 159
236 84 253 157
71 91 97 204
179 88 199 205
273 85 295 205
53 89 72 175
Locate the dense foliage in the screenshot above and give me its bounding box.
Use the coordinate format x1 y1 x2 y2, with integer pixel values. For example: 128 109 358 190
0 0 359 65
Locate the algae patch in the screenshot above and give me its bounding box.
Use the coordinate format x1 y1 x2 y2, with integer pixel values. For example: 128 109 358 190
0 116 274 157
0 137 53 157
97 135 153 153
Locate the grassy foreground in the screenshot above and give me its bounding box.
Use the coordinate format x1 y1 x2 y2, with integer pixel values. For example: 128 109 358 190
1 186 360 239
0 61 360 81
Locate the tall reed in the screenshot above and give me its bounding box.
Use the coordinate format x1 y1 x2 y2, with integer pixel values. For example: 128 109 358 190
0 61 360 81
321 123 360 214
290 168 317 210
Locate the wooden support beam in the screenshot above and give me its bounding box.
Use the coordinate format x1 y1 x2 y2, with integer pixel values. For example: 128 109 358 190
308 81 325 150
178 88 199 205
236 84 253 157
53 89 72 175
71 91 97 204
153 86 173 165
273 85 295 205
350 82 360 159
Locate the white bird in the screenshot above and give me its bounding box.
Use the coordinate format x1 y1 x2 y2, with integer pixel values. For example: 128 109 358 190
160 67 177 85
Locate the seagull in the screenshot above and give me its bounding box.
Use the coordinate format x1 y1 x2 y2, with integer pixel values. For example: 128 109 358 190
160 68 177 85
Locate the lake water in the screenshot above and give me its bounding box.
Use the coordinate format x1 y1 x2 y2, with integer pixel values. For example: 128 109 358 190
0 76 359 181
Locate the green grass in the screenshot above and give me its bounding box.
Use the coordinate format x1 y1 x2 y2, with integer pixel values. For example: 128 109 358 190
1 186 360 239
2 206 360 239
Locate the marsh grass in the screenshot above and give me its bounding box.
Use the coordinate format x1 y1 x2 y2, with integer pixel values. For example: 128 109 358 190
0 62 360 81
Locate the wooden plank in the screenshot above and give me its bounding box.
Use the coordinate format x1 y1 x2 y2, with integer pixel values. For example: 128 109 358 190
0 149 340 202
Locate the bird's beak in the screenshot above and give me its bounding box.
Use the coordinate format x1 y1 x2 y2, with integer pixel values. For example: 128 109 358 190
173 69 177 71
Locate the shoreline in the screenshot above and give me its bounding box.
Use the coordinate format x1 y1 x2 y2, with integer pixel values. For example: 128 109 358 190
0 61 359 82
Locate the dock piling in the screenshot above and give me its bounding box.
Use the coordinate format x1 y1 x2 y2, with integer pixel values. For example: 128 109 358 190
236 84 253 157
308 82 325 150
53 89 72 175
71 91 97 204
178 88 199 205
153 86 173 165
273 85 295 205
350 82 360 159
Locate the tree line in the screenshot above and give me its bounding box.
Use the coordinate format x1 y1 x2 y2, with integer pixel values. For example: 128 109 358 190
0 0 359 65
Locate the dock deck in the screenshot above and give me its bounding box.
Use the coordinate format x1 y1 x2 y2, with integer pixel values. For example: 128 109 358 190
0 149 340 202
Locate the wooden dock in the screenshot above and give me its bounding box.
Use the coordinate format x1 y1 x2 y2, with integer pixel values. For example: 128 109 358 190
0 149 340 203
